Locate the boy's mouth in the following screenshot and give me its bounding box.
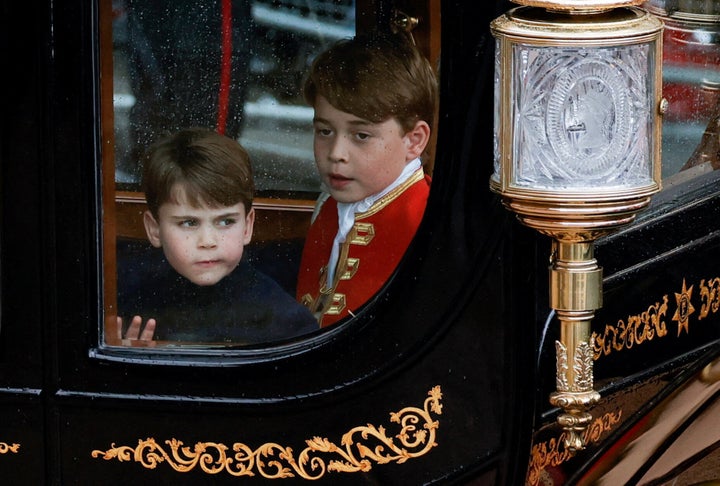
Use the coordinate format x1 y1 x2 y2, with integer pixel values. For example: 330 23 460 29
196 259 221 267
328 173 352 188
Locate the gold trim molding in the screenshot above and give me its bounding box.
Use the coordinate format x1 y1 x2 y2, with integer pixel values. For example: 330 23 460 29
593 276 720 359
91 386 442 479
0 442 20 454
526 410 622 486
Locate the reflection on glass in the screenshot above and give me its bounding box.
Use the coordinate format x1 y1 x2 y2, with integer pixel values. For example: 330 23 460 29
644 1 720 179
105 0 356 348
112 0 355 193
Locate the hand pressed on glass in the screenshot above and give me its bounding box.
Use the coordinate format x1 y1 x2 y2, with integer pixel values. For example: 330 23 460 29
118 316 156 342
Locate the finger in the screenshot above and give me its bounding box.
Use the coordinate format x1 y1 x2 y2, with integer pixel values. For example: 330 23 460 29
116 316 123 341
125 315 143 339
140 318 156 341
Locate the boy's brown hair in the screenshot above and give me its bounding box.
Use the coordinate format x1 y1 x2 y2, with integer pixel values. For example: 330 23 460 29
142 128 254 218
303 32 438 133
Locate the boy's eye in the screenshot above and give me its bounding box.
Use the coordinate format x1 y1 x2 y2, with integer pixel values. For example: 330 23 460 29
217 218 236 227
315 127 332 137
179 219 198 227
355 132 371 141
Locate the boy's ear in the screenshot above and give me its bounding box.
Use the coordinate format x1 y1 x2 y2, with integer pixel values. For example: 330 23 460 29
243 207 255 246
143 210 163 248
404 120 431 161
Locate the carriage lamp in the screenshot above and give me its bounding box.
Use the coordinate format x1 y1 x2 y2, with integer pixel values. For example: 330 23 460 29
490 1 664 451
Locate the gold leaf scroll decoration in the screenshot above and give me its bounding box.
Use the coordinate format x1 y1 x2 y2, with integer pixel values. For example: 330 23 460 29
698 277 720 320
0 442 20 454
526 410 622 486
91 385 443 479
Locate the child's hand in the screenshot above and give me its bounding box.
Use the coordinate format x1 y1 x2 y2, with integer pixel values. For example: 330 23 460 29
118 315 156 342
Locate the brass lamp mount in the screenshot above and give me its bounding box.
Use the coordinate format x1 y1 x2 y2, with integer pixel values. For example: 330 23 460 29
490 3 663 451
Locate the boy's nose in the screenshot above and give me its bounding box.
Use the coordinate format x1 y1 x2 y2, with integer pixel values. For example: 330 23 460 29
328 135 349 163
197 227 218 248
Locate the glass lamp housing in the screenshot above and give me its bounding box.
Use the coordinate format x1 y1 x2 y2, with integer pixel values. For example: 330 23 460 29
491 7 664 222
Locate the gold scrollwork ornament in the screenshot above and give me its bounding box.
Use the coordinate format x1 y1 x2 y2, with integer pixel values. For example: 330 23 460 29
91 386 443 479
698 277 720 320
551 341 601 452
526 410 622 486
0 442 20 454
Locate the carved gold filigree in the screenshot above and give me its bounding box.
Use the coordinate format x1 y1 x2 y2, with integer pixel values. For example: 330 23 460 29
552 340 600 451
698 277 720 320
91 386 442 479
573 342 594 392
672 278 695 336
526 410 622 486
0 442 20 454
555 341 569 391
555 341 594 393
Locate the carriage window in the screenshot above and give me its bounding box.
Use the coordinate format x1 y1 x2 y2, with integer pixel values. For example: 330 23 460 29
100 0 440 353
650 2 720 184
101 0 356 349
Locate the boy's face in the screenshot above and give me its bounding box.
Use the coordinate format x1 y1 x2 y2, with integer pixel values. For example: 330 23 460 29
143 185 254 286
312 96 429 203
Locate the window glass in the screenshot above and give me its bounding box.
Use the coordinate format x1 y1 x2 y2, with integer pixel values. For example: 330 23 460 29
112 0 355 194
646 1 720 183
103 0 355 350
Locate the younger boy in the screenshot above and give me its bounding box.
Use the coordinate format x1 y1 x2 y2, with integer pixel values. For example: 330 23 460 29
117 128 318 344
296 32 438 327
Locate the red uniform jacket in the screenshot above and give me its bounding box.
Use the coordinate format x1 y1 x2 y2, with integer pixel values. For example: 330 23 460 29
297 170 431 327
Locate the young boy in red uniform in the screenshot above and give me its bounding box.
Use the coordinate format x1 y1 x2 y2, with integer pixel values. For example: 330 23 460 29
296 32 439 327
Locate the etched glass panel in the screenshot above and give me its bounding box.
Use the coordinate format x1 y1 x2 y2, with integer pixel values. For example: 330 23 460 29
492 39 502 183
511 43 656 190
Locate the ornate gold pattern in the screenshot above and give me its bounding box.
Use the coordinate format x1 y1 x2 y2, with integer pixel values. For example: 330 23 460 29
698 277 720 320
0 442 20 454
552 341 600 451
593 295 669 359
91 386 443 479
555 340 595 392
594 275 720 359
526 411 622 486
556 341 569 391
573 343 594 391
672 278 695 336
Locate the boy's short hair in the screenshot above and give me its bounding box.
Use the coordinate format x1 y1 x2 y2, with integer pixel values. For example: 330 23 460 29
303 32 438 133
142 128 254 218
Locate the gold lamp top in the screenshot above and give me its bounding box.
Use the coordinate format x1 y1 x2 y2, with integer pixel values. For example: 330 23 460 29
512 0 644 12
